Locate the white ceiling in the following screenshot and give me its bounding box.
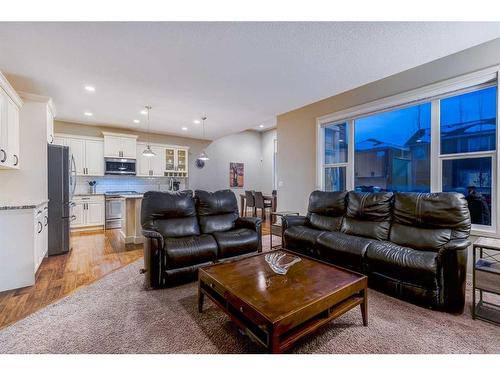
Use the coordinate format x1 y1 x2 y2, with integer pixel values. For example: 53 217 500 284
0 22 500 140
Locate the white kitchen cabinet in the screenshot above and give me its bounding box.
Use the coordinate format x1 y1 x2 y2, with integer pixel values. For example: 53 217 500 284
103 132 137 159
84 139 104 176
71 195 104 229
136 142 166 176
86 202 105 226
54 134 104 176
34 204 49 272
69 138 85 175
71 202 85 227
0 201 48 292
0 75 22 171
164 146 189 177
46 104 55 144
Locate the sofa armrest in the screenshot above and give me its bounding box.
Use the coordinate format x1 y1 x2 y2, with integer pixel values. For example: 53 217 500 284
142 229 164 249
443 238 471 252
235 217 262 252
235 216 262 232
281 215 308 232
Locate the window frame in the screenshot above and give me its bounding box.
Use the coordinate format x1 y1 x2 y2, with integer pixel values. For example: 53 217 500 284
316 66 500 237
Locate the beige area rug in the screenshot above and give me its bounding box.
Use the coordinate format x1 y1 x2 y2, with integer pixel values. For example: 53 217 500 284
0 235 499 354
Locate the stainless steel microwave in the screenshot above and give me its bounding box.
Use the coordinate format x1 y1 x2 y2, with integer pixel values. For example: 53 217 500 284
105 158 136 175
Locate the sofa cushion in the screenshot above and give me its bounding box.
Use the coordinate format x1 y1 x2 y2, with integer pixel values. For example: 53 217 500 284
341 191 393 240
283 225 324 257
212 228 259 259
164 234 218 269
307 190 347 231
195 190 239 234
316 231 374 271
366 241 439 289
390 192 471 251
141 190 200 238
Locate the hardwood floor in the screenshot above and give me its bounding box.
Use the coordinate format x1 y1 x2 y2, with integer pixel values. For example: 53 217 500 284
0 215 272 330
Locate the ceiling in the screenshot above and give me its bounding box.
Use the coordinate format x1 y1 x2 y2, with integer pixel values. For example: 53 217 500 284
0 22 500 140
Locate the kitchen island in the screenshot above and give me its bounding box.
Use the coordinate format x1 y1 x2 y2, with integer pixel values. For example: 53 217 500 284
119 194 144 244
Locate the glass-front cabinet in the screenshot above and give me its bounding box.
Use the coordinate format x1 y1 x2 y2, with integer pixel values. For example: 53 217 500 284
165 147 189 177
165 148 176 171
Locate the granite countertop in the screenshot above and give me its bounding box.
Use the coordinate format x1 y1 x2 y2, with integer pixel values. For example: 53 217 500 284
120 194 144 199
74 193 105 197
0 199 49 211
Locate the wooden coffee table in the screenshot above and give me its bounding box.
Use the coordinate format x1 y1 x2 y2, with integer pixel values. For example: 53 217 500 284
198 250 368 353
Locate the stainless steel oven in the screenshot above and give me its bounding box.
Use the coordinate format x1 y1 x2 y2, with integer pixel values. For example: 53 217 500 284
105 158 136 175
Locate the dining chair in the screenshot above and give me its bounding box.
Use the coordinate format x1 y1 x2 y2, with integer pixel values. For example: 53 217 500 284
254 191 272 220
244 190 255 217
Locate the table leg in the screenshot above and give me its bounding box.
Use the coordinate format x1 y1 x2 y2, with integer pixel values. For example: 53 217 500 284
269 330 281 354
361 287 368 326
198 284 204 313
272 197 277 224
240 195 245 217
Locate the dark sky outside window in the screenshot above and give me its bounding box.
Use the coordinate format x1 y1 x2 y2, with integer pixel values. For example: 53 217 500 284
440 86 497 154
354 103 431 192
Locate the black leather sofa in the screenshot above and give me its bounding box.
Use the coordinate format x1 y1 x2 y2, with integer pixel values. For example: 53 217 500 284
283 191 471 313
141 189 262 288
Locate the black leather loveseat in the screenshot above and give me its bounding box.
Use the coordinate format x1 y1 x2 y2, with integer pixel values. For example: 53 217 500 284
283 191 471 313
141 189 262 288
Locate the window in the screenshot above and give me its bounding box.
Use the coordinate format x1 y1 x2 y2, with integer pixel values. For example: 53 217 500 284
322 122 348 191
440 86 496 154
439 86 497 226
318 68 499 233
354 103 431 193
442 157 492 226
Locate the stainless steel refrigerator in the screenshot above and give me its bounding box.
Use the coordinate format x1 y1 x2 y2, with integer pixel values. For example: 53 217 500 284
48 144 76 256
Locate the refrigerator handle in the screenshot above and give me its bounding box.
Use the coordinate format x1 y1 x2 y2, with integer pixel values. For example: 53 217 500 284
70 155 77 199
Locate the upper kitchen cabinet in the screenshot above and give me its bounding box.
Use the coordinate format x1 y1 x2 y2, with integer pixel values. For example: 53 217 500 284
0 71 23 170
46 102 55 144
103 132 137 159
165 146 189 177
54 134 104 176
136 142 166 176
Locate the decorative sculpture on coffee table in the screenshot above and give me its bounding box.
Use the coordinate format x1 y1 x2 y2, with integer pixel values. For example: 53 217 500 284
265 251 301 275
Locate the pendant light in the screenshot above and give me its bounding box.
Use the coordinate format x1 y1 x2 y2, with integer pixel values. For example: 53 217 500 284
198 116 209 161
142 105 156 157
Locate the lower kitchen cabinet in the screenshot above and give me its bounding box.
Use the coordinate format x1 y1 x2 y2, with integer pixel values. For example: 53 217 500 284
0 201 48 292
71 195 105 229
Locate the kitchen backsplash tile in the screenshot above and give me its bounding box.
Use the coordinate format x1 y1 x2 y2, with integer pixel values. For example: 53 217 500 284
75 176 188 195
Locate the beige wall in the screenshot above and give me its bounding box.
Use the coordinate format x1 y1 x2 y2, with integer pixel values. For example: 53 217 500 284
0 101 48 205
55 121 274 204
261 129 277 194
277 37 500 214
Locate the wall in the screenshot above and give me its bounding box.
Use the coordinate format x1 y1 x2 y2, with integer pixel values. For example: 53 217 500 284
261 129 277 194
55 121 275 206
0 100 48 206
277 38 500 214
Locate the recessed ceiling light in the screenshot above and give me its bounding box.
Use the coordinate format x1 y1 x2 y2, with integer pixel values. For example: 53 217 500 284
140 110 148 115
181 127 188 131
193 119 201 124
84 85 95 92
84 112 93 117
133 119 140 124
259 124 264 128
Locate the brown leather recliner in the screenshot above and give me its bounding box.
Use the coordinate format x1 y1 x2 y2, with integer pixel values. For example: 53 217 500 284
282 190 471 313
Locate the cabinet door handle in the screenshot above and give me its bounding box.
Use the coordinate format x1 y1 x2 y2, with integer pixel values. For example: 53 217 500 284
0 149 6 163
49 134 54 144
13 154 18 166
70 215 76 221
37 221 43 233
44 216 48 226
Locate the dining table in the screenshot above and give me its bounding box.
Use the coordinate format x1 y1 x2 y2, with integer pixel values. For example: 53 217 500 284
239 193 277 221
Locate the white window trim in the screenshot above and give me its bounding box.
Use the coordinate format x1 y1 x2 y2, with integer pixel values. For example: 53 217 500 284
316 65 500 237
